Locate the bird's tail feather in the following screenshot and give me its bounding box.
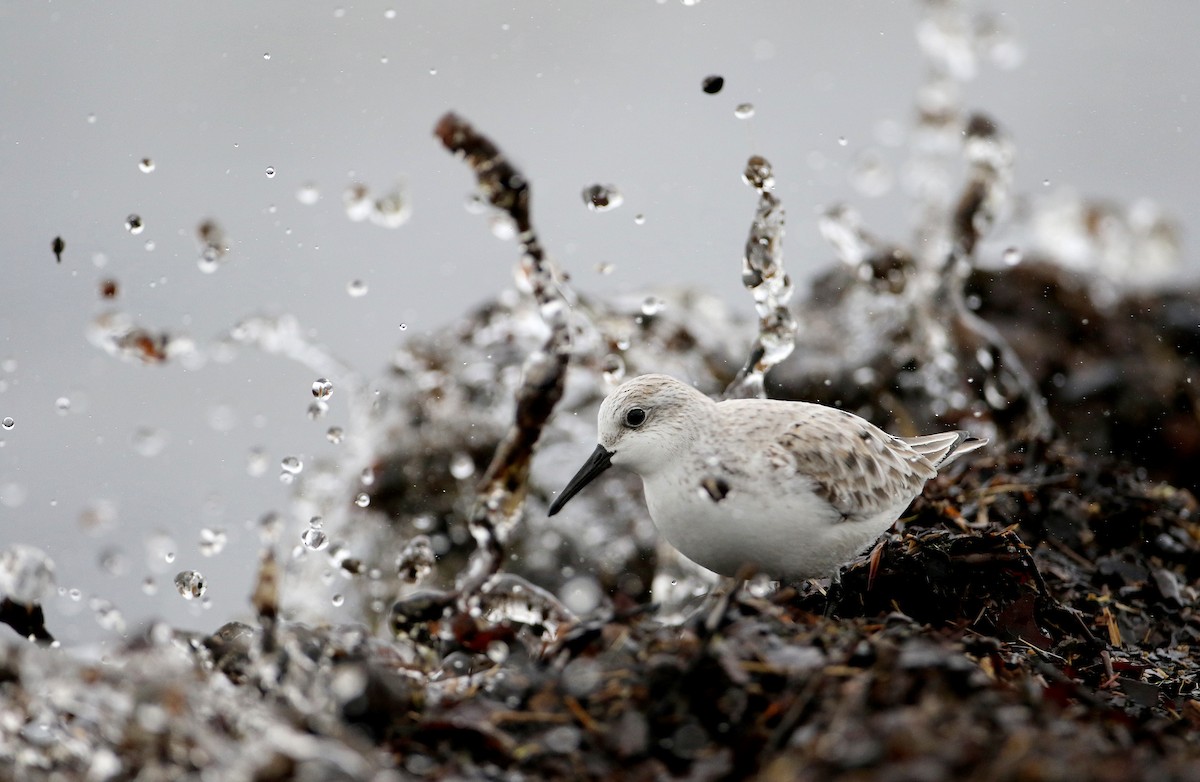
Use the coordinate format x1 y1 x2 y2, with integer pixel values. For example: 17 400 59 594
899 431 988 468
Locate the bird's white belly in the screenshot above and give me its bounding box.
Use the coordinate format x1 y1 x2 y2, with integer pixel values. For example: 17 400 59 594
642 472 901 581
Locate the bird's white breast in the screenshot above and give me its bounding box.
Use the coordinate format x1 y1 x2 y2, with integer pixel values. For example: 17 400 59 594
641 458 903 581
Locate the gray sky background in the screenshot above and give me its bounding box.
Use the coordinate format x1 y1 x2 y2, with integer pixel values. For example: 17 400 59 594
1 1 1197 646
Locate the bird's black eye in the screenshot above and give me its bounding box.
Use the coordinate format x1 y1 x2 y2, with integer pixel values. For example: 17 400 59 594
624 407 647 427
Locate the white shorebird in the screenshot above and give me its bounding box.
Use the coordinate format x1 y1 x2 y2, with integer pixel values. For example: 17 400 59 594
549 374 986 588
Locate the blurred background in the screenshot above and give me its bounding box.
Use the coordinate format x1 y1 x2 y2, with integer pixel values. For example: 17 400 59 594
0 1 1196 646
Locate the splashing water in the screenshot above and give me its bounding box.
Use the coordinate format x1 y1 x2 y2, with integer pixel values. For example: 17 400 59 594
724 155 796 400
26 13 1184 775
396 535 435 584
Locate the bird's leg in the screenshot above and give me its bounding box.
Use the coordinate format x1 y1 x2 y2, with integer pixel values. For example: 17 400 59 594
823 567 844 618
683 576 738 635
689 565 758 636
703 576 741 634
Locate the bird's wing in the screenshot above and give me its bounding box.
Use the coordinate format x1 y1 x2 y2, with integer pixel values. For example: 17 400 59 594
774 405 938 522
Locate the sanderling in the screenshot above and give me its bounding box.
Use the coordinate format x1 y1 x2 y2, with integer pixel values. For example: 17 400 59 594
548 373 987 585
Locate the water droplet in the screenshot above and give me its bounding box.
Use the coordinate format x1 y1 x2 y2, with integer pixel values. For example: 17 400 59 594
743 155 775 191
280 455 303 474
143 531 176 573
138 158 155 173
347 279 369 297
296 182 320 205
384 8 396 19
1002 247 1023 266
174 570 207 600
449 452 476 480
396 535 435 583
125 215 144 235
326 426 344 444
489 213 517 240
487 640 509 664
0 482 27 509
1042 179 1051 187
428 67 438 76
206 404 236 432
600 354 626 384
360 466 376 486
818 203 873 267
641 296 665 316
87 113 97 124
701 75 724 94
331 593 345 606
91 598 125 632
265 166 276 178
560 575 602 615
64 519 105 563
837 136 848 146
596 262 615 275
354 492 370 508
246 447 268 476
0 545 56 604
734 103 755 119
463 192 489 214
633 213 646 225
196 219 227 273
311 377 333 400
581 184 624 212
279 472 294 484
98 548 127 576
262 52 271 60
199 527 227 556
399 323 408 331
141 577 157 595
131 426 168 457
54 396 71 415
343 183 372 222
850 149 893 197
301 527 329 551
370 185 411 228
1 418 12 430
307 400 328 420
563 657 602 697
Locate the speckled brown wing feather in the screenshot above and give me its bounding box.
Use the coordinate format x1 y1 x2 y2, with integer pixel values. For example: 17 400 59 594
776 405 937 522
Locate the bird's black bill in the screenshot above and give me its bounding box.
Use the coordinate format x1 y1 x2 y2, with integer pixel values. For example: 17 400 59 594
547 444 613 516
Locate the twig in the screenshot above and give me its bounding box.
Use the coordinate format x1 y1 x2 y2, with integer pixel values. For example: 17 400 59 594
435 113 571 604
